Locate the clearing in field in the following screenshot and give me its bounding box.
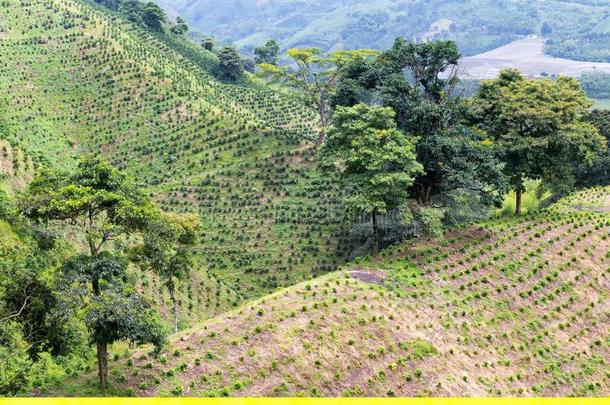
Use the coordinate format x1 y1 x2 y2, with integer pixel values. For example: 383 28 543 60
461 37 610 79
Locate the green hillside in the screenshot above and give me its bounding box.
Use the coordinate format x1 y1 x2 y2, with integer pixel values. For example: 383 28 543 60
153 0 610 61
2 0 610 398
42 186 610 397
0 0 354 323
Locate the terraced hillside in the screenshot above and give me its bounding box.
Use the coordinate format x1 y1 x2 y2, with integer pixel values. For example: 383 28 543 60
48 187 610 397
0 0 355 319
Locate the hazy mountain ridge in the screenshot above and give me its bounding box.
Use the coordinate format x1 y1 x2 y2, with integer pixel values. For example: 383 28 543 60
154 0 610 61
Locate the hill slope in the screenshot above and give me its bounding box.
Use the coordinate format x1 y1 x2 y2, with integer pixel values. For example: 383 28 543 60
0 0 354 324
154 0 610 62
49 187 610 397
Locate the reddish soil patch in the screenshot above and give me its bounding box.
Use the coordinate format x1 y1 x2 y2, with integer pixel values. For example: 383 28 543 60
350 269 386 284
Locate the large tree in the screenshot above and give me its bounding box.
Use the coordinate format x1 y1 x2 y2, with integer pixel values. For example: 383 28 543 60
20 156 166 389
141 2 166 32
169 17 188 35
259 48 378 145
470 69 606 214
201 36 215 52
217 46 244 82
119 0 144 24
254 39 280 65
332 38 506 208
319 104 422 256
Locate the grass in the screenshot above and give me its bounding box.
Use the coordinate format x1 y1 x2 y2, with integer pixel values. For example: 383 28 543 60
495 180 549 217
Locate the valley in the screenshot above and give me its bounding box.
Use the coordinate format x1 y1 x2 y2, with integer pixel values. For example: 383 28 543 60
0 0 609 398
152 0 610 63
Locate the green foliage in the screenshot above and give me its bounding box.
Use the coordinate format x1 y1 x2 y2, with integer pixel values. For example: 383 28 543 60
320 103 421 255
259 48 379 142
22 155 159 252
217 46 245 82
0 215 86 395
21 155 166 388
141 2 167 32
470 69 607 212
84 287 166 354
169 17 189 36
321 103 421 215
580 72 610 99
416 207 445 239
495 180 548 217
400 338 438 360
383 38 461 103
133 212 200 333
254 40 280 65
576 110 610 187
0 190 12 220
0 322 32 394
201 37 215 52
110 0 166 31
334 38 507 210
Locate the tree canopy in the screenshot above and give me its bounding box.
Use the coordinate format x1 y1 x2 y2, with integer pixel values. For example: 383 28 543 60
20 155 167 389
254 39 280 65
258 48 379 145
170 17 189 35
319 104 422 256
470 69 607 213
217 46 244 82
331 38 507 210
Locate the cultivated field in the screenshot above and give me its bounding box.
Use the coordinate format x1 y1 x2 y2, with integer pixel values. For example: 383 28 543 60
46 187 610 397
461 37 610 79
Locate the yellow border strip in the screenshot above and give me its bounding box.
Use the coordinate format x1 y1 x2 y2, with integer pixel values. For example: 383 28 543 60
1 399 609 405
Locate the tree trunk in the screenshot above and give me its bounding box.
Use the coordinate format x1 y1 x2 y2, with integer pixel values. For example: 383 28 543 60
315 99 329 146
97 340 108 390
92 278 107 388
416 183 431 207
371 210 379 258
315 129 326 146
515 187 523 216
169 277 178 334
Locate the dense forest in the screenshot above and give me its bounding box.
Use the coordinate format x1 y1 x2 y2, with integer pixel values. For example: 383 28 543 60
0 0 609 397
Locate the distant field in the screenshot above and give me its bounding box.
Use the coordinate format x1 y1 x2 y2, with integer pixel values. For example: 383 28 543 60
593 99 610 110
461 37 610 79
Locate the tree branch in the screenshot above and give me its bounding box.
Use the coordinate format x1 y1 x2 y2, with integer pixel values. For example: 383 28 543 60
0 295 31 324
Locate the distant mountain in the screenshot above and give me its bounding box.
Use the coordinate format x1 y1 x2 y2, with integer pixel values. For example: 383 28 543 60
153 0 610 62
